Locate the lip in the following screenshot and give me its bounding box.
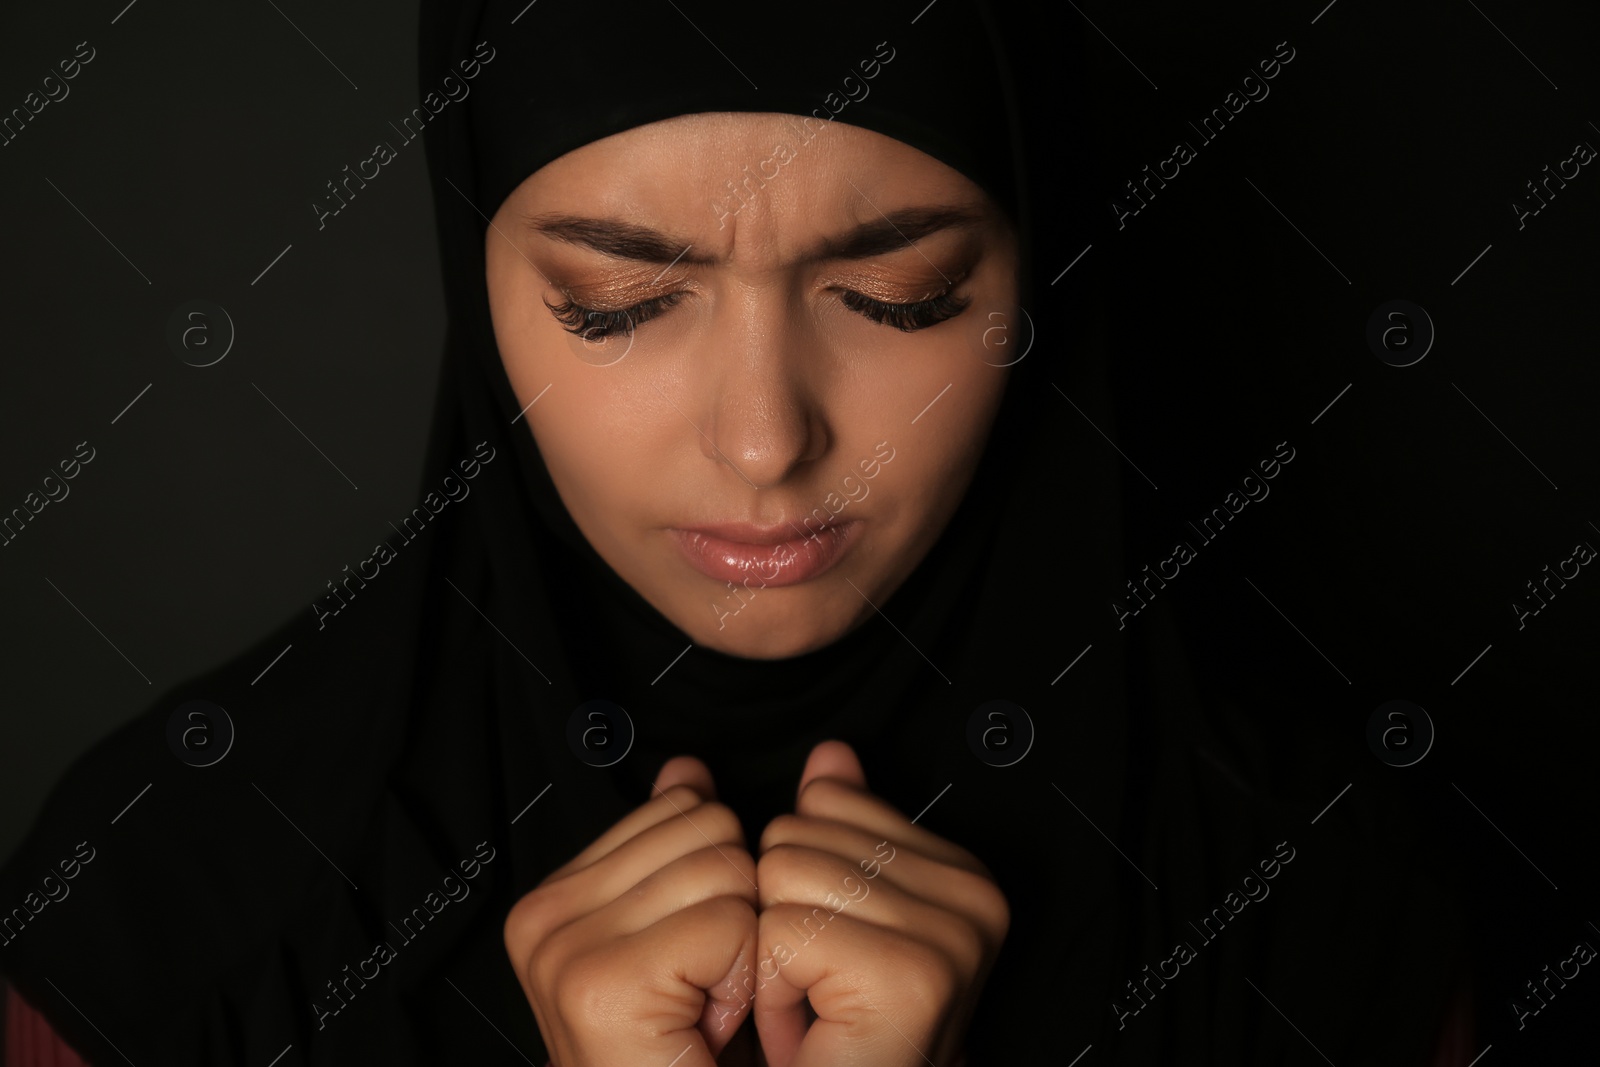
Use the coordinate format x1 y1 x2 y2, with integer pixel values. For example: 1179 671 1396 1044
669 520 859 587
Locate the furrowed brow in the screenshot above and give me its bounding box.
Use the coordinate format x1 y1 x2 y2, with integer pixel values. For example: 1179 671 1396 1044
523 204 986 266
811 206 987 261
524 213 713 265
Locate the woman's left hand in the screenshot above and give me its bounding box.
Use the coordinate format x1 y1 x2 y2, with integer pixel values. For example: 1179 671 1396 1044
751 741 1010 1067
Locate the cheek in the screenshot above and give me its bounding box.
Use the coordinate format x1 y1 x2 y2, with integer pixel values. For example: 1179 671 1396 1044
524 370 668 547
844 327 1008 585
875 336 1008 501
488 275 659 539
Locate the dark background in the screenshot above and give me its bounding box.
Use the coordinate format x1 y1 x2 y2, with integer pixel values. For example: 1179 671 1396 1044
2 0 1597 1059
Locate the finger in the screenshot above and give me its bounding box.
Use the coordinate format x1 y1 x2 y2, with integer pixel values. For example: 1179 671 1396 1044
755 843 996 990
757 816 1007 936
564 798 747 908
748 938 808 1067
631 894 761 1060
791 776 988 876
755 908 952 1067
699 948 759 1058
510 891 757 1067
655 754 717 801
598 843 758 937
545 783 712 881
512 801 748 956
796 740 868 801
749 834 946 1067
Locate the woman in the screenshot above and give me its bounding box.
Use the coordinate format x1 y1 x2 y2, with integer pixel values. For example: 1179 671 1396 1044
1 0 1467 1063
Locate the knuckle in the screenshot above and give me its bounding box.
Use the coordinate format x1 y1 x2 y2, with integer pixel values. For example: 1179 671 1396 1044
702 891 759 930
755 901 807 946
503 884 554 961
654 783 708 813
947 916 988 979
978 877 1012 943
689 842 758 895
755 843 816 900
725 844 760 887
631 844 756 907
527 914 574 997
758 812 804 854
680 799 743 846
795 776 849 816
956 867 1011 943
941 864 1011 942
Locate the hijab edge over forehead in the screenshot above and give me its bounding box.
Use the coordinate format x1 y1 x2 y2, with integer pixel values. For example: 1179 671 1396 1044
461 2 1024 234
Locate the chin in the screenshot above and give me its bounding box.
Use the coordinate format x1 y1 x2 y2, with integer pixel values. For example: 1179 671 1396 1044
680 603 865 660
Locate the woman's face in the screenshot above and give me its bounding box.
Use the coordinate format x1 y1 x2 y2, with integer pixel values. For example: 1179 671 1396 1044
486 112 1019 659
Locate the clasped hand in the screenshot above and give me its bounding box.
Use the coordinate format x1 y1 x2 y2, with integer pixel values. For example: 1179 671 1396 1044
503 741 1009 1067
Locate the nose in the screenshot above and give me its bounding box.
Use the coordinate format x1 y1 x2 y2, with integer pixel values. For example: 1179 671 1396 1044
695 288 827 489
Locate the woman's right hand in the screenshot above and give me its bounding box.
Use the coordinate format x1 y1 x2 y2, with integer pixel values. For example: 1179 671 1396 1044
503 756 760 1067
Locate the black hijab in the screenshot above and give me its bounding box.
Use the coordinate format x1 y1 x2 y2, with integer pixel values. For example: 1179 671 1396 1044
0 2 1463 1064
428 0 1040 851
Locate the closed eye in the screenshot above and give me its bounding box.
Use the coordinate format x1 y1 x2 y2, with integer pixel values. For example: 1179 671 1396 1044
838 289 971 332
542 291 684 340
540 285 971 339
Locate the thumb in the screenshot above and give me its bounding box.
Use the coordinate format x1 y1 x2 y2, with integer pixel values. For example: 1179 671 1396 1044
796 740 867 804
653 754 717 802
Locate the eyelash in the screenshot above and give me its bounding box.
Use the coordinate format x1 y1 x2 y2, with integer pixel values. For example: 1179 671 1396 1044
838 289 971 333
542 287 970 340
543 291 684 340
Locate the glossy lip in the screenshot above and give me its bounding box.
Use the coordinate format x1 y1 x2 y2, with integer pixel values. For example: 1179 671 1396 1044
669 520 859 587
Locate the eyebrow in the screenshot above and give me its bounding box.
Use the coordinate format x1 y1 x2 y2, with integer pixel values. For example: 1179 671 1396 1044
523 205 987 266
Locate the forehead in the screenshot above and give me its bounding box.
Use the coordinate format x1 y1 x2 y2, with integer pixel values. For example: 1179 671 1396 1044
501 112 993 259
